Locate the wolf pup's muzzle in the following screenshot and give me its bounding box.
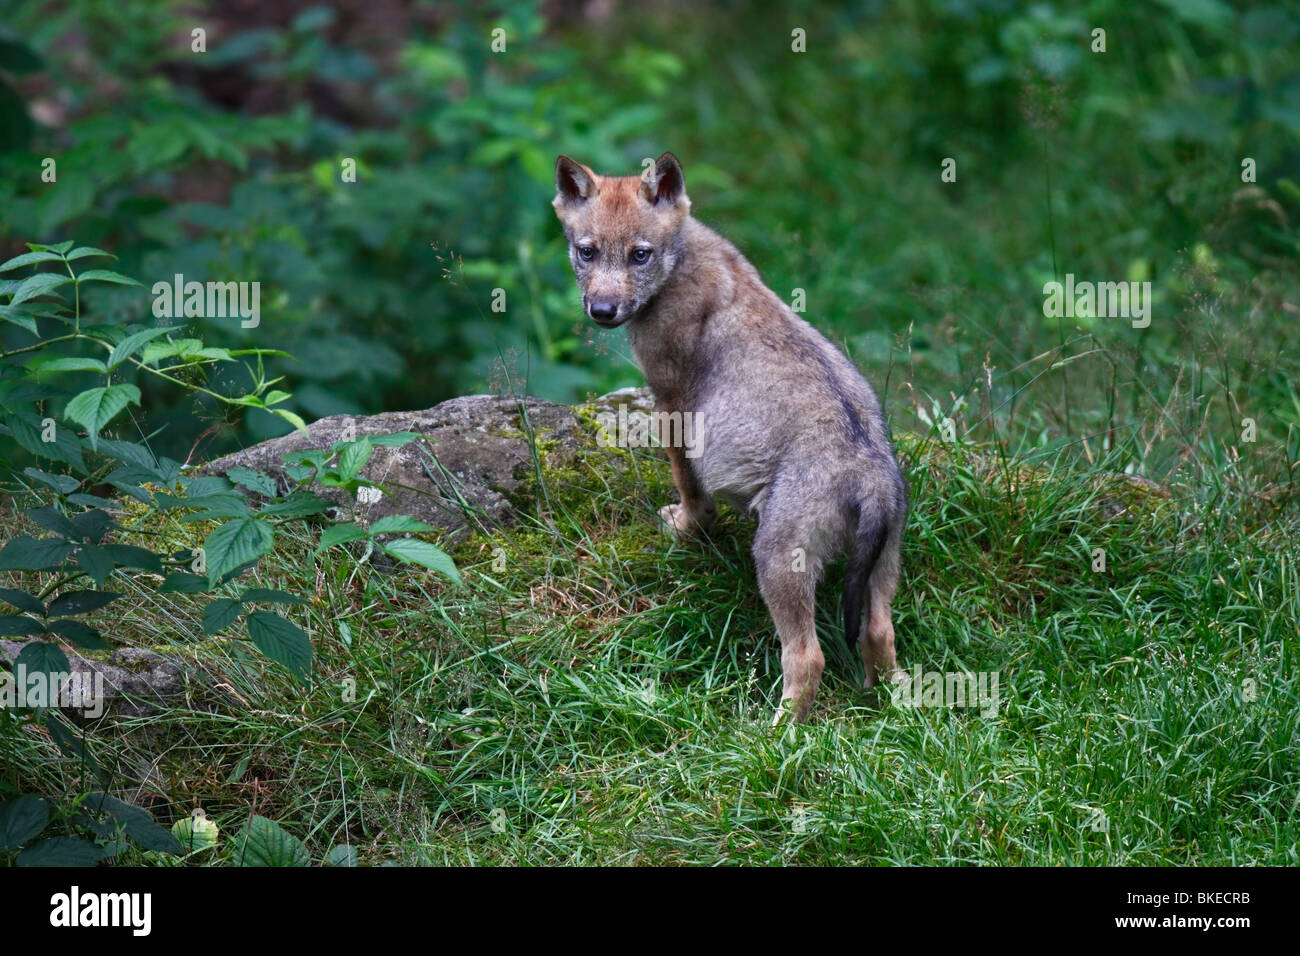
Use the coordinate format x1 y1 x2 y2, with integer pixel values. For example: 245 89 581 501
585 297 629 328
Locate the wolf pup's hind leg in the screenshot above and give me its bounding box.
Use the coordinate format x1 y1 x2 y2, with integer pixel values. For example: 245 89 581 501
753 516 825 724
849 508 904 688
862 531 902 686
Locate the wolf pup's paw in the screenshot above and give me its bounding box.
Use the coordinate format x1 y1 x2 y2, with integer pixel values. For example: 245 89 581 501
659 503 710 537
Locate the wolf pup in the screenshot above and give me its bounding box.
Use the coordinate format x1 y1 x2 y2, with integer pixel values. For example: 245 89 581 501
553 152 907 723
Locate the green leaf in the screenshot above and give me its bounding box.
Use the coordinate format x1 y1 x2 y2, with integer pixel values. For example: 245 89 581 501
37 183 94 235
15 837 100 868
369 515 435 535
225 466 278 497
233 815 310 867
178 494 253 521
43 712 97 772
104 473 155 505
239 588 307 606
68 508 114 543
0 305 38 334
23 505 80 539
82 793 182 855
171 812 220 852
245 611 312 679
21 468 80 495
96 438 158 470
0 250 63 272
65 247 115 262
15 640 70 682
10 272 71 306
77 545 115 586
158 572 209 594
107 326 176 370
180 475 234 497
203 517 273 586
258 491 330 518
282 449 328 468
0 298 67 321
66 493 116 509
47 590 120 616
269 407 310 436
0 796 50 850
6 413 86 472
326 844 357 867
0 588 45 616
202 597 243 635
140 338 234 365
31 356 107 375
64 384 141 450
17 836 104 866
378 538 462 585
0 615 45 637
74 269 142 287
0 536 75 571
338 437 373 482
316 523 369 551
216 559 261 587
100 545 162 573
46 619 110 650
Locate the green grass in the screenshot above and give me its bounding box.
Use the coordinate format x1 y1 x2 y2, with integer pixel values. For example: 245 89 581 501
5 409 1295 865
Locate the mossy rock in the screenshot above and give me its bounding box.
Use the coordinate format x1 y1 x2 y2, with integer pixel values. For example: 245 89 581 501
201 391 659 541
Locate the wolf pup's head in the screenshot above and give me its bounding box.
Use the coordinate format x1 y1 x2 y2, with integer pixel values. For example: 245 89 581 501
552 152 691 328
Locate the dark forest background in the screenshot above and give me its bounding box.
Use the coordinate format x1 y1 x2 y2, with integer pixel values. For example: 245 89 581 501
1 0 1297 489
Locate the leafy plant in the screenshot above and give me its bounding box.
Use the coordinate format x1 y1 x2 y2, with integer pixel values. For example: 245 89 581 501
0 791 181 866
166 811 354 867
1 238 461 866
284 434 462 583
0 241 313 679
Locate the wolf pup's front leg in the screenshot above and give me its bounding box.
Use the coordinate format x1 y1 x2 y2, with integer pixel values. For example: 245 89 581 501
660 442 716 537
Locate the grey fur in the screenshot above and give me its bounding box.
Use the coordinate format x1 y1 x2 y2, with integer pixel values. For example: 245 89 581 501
554 152 907 723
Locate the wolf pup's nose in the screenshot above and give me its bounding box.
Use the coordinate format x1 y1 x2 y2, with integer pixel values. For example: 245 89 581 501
589 300 619 324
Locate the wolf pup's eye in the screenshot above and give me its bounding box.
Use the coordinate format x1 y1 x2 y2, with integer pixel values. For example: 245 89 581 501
577 245 596 261
630 248 652 264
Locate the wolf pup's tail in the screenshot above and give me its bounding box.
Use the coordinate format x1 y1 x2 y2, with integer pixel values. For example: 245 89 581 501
842 501 888 648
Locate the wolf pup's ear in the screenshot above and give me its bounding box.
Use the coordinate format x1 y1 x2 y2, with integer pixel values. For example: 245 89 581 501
640 152 688 208
555 156 597 206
